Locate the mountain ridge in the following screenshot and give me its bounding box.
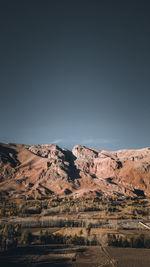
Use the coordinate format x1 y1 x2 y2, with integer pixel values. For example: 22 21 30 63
0 142 150 199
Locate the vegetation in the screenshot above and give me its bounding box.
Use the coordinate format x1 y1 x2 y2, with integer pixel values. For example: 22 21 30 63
0 223 21 251
0 196 150 253
107 234 150 248
0 196 149 219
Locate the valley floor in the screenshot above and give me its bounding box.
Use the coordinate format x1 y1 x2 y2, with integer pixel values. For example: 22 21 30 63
0 197 150 266
0 245 150 267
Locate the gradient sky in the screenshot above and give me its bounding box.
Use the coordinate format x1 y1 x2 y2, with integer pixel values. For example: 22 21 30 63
1 0 150 150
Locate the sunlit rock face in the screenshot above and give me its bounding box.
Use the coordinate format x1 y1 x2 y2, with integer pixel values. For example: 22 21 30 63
72 145 98 159
0 142 150 199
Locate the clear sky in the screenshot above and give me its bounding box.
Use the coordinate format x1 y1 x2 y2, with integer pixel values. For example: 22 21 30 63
0 0 150 150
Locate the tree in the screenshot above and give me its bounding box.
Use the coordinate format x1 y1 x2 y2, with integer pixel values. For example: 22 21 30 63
144 238 150 248
0 223 21 251
86 223 92 236
21 231 33 245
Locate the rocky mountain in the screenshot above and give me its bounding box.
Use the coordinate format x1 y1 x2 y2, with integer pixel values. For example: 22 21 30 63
0 142 150 199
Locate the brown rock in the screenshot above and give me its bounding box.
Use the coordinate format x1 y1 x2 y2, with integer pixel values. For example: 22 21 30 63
0 143 150 199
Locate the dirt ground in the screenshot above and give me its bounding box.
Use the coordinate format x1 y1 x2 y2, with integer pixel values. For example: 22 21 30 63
106 247 150 267
0 245 113 267
73 246 112 267
0 245 150 267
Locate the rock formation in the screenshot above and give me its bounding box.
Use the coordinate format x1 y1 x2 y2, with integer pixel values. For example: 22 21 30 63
0 142 150 199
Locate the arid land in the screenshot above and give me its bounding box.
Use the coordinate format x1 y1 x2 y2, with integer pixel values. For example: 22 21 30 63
0 143 150 266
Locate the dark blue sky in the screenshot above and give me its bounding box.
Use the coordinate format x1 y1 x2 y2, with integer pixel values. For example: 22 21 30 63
0 0 150 150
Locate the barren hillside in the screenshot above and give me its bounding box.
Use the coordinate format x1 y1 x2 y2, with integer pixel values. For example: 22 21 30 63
0 142 150 199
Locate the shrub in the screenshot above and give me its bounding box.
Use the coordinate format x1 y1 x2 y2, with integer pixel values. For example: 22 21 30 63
66 234 85 245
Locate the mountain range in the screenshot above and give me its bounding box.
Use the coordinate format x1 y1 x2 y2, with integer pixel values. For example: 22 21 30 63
0 142 150 199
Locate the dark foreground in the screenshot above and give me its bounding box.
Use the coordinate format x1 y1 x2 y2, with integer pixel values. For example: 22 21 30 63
0 245 150 267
